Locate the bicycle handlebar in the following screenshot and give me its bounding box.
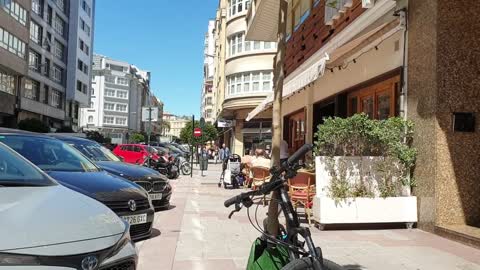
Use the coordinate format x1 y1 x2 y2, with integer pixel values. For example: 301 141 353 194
224 144 313 208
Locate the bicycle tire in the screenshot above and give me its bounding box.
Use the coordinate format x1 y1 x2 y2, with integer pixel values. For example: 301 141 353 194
281 257 317 270
282 247 324 270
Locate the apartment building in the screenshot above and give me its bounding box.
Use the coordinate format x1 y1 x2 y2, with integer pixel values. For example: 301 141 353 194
162 112 190 140
246 0 480 246
19 0 94 131
0 0 29 127
201 20 215 125
80 54 153 144
65 0 95 131
212 0 277 155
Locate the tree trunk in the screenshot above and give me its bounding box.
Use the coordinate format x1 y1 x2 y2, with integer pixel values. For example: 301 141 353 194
266 0 288 236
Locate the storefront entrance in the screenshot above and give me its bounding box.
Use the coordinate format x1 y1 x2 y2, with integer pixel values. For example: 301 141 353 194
284 109 306 154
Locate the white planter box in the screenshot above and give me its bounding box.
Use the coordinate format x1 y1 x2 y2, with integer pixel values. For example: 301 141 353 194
313 156 417 227
312 196 418 226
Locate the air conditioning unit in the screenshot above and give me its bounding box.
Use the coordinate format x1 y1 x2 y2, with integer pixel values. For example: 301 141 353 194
362 0 375 8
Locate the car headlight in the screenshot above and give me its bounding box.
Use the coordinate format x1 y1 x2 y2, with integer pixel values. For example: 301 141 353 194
106 223 132 260
0 253 41 265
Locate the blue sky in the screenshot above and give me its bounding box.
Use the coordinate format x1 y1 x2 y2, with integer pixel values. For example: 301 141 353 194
94 0 218 117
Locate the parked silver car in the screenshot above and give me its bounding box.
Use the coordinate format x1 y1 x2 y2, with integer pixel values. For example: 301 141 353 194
0 142 138 269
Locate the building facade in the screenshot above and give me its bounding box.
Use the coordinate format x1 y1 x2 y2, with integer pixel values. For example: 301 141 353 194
0 0 29 127
212 0 277 155
17 0 95 131
247 0 480 247
80 54 153 144
201 20 215 125
21 0 71 130
162 112 190 140
65 0 95 131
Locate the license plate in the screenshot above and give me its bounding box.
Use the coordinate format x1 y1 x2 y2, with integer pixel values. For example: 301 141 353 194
149 193 163 200
122 214 147 225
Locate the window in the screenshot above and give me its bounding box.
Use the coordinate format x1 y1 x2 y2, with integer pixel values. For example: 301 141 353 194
80 18 91 36
52 65 63 83
103 116 114 124
91 88 95 96
254 41 261 50
79 38 90 55
29 50 41 72
229 0 250 17
82 0 91 16
0 27 26 58
76 80 82 92
53 39 64 60
49 89 62 108
116 77 128 86
104 103 115 111
115 118 127 126
105 88 115 97
54 16 65 36
88 116 93 123
1 0 27 25
226 71 273 97
24 79 40 101
347 75 400 120
44 58 50 77
116 104 127 112
77 59 83 71
46 5 52 25
32 0 43 16
55 0 64 12
117 90 128 99
105 76 115 84
0 71 15 95
45 32 52 52
30 21 42 44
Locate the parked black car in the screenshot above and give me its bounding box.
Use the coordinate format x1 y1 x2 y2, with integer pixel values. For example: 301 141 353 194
0 129 155 241
51 135 172 210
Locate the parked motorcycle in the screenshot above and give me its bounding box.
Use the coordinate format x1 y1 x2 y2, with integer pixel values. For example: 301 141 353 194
155 154 180 179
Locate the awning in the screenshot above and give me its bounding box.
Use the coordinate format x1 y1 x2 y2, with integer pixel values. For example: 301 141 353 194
246 54 329 122
246 92 274 121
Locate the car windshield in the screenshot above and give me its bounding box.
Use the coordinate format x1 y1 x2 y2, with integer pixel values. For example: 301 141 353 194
147 146 157 154
70 141 121 162
0 142 54 186
0 135 100 173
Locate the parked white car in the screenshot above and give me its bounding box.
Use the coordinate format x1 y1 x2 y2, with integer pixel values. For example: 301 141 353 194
0 142 138 269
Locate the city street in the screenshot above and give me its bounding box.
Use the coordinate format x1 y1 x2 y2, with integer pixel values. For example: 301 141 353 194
136 164 480 270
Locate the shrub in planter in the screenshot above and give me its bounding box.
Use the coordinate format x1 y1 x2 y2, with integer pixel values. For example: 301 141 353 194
314 114 417 202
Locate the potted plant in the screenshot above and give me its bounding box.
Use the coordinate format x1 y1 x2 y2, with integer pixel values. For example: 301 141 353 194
312 114 417 229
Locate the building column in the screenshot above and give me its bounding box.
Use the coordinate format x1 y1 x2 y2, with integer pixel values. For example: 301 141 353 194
233 119 244 155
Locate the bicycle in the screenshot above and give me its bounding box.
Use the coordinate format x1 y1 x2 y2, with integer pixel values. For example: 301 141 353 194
224 144 325 270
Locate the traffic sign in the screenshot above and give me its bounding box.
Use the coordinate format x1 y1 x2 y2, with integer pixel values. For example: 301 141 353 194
193 127 202 137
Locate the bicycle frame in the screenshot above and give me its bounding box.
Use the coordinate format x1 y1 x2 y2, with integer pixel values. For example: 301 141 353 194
272 178 322 266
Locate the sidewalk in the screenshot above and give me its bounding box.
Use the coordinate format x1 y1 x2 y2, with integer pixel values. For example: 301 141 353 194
137 165 480 270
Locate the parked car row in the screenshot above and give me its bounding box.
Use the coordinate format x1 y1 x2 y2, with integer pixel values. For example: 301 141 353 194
113 142 192 179
0 129 177 269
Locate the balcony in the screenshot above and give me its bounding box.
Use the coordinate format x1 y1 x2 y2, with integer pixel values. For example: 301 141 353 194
20 97 65 121
246 0 279 42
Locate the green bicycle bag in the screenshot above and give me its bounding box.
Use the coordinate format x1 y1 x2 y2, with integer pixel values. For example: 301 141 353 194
246 238 290 270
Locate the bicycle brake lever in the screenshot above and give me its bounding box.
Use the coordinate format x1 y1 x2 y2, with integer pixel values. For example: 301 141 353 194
228 203 243 219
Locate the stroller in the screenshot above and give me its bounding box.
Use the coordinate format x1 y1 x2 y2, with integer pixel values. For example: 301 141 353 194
218 154 243 189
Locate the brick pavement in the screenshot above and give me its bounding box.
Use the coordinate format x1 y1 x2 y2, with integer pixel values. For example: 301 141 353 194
137 164 480 270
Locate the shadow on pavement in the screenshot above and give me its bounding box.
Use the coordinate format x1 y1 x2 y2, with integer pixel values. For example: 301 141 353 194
155 204 176 212
325 260 363 270
149 228 161 239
